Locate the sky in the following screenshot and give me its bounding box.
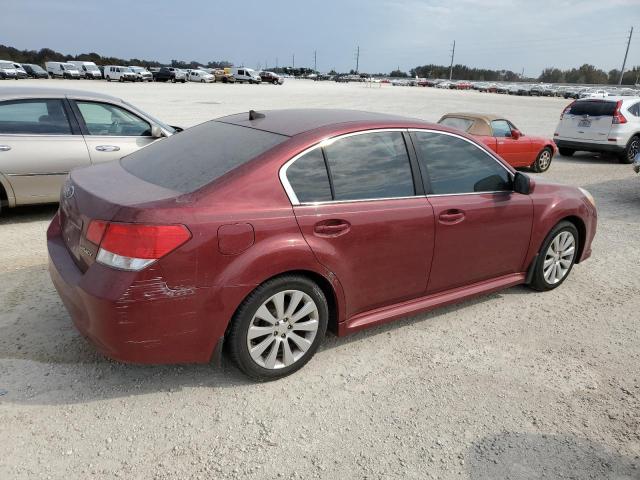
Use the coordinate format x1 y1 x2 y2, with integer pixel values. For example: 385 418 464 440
4 0 640 75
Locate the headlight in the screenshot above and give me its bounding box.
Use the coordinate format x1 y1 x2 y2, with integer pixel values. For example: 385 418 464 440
579 187 595 208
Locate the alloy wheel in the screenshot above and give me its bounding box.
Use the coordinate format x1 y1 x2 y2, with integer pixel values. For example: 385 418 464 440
543 231 576 285
628 138 639 162
538 150 551 171
246 290 319 369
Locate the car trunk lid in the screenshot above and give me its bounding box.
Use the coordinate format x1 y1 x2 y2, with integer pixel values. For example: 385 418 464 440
59 161 182 272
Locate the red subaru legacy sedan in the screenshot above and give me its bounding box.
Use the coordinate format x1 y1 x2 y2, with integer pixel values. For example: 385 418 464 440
47 109 597 380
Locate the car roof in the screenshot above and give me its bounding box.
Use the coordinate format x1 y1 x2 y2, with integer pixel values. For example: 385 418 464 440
0 86 122 103
217 109 428 136
439 112 503 136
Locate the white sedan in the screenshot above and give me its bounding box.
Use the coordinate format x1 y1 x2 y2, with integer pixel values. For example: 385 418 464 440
187 70 215 83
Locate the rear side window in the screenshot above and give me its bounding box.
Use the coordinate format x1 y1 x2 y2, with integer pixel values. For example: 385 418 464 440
122 121 287 193
438 117 474 132
569 101 617 116
412 131 511 194
323 131 414 201
628 102 640 117
0 99 72 135
286 148 332 203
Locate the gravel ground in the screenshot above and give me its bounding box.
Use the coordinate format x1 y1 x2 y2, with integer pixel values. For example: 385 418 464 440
0 79 639 479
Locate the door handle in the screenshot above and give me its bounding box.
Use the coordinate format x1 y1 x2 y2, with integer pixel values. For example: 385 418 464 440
438 210 465 225
95 145 121 152
0 145 11 152
313 220 351 236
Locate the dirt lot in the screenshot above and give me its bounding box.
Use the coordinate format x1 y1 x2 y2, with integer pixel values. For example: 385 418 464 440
1 79 639 479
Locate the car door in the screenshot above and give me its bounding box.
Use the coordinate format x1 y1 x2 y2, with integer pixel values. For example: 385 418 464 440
410 130 533 294
284 130 435 318
70 100 158 164
491 119 531 167
0 98 90 205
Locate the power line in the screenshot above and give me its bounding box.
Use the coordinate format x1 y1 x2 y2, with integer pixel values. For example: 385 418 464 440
619 26 634 84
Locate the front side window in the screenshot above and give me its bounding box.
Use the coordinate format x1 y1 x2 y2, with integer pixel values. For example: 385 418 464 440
323 131 415 201
286 148 332 203
76 101 151 136
412 131 511 195
491 120 512 137
0 99 72 135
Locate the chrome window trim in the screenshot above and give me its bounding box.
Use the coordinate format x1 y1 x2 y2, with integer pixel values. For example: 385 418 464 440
279 128 413 206
280 127 515 206
0 133 81 138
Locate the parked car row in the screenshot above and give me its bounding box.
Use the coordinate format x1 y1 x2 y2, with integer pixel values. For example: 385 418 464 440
0 60 285 86
411 78 640 99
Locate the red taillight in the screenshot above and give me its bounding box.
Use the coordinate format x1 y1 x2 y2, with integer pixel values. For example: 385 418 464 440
101 223 191 259
86 220 108 245
612 100 627 124
560 101 575 120
86 220 191 271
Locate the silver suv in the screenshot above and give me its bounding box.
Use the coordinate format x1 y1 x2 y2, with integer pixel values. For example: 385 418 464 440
554 96 640 163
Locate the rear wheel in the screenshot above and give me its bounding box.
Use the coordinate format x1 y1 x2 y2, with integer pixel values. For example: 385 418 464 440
619 136 639 164
558 147 574 157
106 76 111 82
530 221 579 291
227 275 328 381
532 147 553 173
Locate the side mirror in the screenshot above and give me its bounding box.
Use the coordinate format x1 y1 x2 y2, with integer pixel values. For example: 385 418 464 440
511 129 522 140
513 172 531 195
150 125 164 138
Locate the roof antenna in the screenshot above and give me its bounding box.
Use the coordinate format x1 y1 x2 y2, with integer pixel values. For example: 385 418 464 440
249 110 265 120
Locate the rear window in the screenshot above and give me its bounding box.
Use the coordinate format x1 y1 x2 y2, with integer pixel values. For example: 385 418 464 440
569 101 617 117
121 121 287 193
438 117 474 132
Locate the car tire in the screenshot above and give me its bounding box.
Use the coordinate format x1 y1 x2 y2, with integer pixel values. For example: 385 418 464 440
227 275 328 381
106 76 111 82
558 147 574 157
273 79 279 85
619 136 639 164
200 79 205 83
530 221 579 292
222 77 227 83
532 147 553 173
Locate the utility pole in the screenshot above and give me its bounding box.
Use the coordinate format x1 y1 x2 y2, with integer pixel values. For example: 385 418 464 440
292 54 295 69
276 57 278 69
355 46 360 73
314 50 317 72
619 26 633 85
448 40 455 81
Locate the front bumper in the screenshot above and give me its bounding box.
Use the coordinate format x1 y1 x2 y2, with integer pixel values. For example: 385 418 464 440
47 214 229 364
554 139 625 153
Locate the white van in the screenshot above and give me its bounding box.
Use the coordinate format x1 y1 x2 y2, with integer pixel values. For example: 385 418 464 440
45 62 81 79
230 67 261 84
68 61 102 79
104 65 137 82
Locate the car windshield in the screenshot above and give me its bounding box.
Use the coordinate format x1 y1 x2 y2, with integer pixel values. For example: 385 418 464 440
28 64 45 72
85 65 99 71
130 67 143 72
121 121 288 193
0 62 14 69
62 64 76 70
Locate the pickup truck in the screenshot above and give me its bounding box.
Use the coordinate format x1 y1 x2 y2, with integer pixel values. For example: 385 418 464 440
153 67 186 83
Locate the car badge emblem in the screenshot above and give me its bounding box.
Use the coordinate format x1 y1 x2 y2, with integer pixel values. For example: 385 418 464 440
63 183 75 199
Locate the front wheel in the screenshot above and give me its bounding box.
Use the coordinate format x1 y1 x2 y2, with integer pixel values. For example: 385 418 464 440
530 221 579 291
532 147 553 173
619 136 639 164
227 275 328 381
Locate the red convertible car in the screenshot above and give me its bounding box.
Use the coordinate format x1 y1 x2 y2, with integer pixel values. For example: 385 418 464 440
438 113 557 172
48 109 596 380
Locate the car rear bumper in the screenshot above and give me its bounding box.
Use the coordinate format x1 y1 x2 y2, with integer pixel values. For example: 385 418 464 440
554 139 625 153
47 213 233 364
